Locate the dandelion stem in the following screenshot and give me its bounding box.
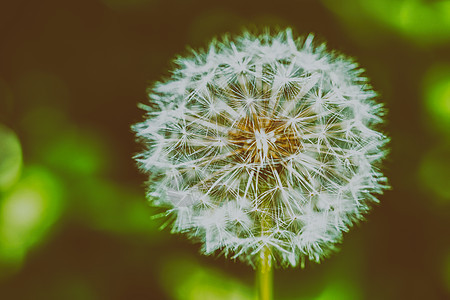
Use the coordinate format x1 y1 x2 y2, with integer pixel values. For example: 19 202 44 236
257 245 273 300
257 213 273 300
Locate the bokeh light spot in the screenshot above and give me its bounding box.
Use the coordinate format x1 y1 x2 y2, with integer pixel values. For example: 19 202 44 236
0 125 22 191
423 65 450 135
418 144 450 203
160 256 252 300
323 0 450 46
315 280 361 300
0 166 64 267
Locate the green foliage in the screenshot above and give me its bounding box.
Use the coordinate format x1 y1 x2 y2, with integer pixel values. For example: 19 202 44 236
160 256 252 300
323 0 450 46
0 166 64 268
0 125 22 191
423 65 450 135
419 144 450 203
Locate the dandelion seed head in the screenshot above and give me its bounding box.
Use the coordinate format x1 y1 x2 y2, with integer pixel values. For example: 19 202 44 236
133 29 389 268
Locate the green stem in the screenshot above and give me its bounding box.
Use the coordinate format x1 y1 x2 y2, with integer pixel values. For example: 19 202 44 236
256 245 273 300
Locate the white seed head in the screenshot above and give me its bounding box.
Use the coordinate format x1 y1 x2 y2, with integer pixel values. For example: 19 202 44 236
133 29 389 268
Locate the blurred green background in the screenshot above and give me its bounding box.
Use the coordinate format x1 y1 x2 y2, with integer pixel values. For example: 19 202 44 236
1 0 450 299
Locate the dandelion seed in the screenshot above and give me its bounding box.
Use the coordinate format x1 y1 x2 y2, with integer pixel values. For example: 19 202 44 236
133 29 389 268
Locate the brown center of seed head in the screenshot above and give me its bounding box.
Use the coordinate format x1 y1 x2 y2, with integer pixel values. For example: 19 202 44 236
228 114 302 165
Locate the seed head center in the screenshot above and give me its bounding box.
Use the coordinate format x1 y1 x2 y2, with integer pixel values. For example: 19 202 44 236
255 128 276 156
228 116 301 165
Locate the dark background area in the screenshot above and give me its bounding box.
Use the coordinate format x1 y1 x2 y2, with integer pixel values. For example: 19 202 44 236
1 0 450 299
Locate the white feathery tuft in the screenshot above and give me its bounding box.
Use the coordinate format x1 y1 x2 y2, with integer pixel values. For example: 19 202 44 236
133 29 389 268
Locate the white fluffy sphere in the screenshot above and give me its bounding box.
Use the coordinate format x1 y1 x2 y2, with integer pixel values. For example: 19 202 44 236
133 29 389 267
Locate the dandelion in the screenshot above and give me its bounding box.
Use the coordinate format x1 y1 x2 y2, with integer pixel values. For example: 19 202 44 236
133 28 389 299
